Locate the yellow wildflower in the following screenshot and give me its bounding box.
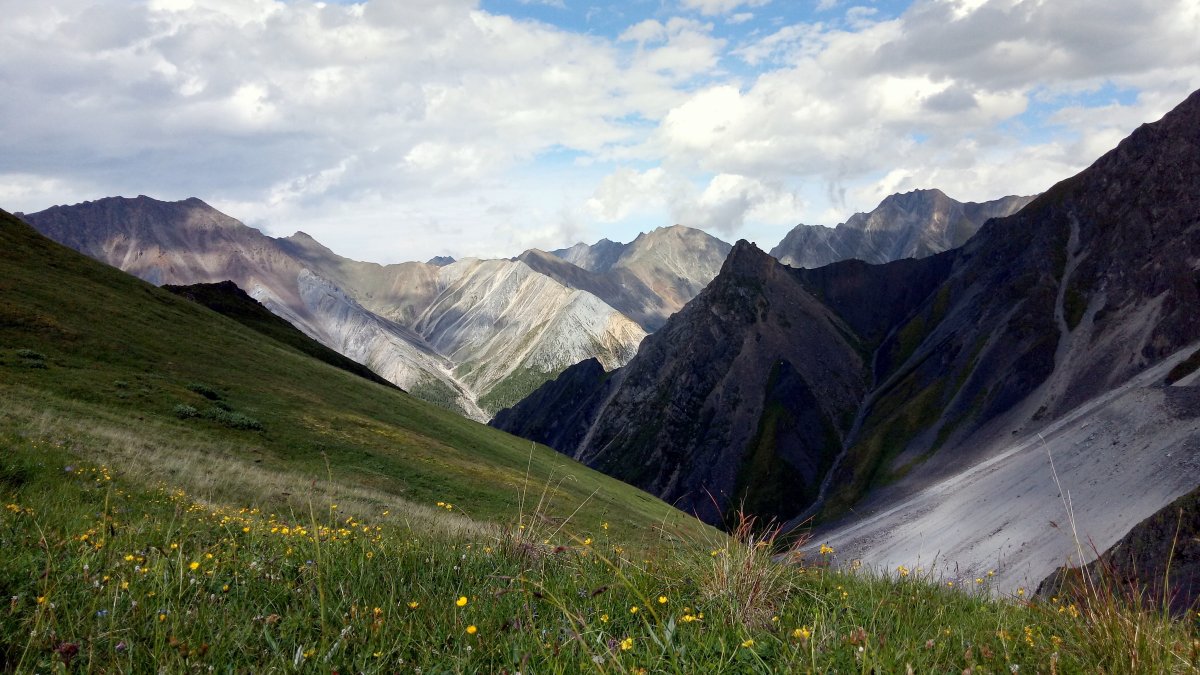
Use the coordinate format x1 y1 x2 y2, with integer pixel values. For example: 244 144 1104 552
741 638 755 648
189 561 200 571
466 625 477 635
819 544 834 555
620 637 633 651
793 626 811 640
408 601 420 609
658 596 667 604
630 605 638 614
456 596 468 607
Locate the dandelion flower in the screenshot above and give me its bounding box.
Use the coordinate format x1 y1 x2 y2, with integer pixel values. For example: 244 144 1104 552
600 613 609 623
189 561 200 571
619 637 633 651
657 596 667 605
741 638 755 648
793 626 812 640
466 625 477 635
629 605 638 614
456 596 468 607
819 544 834 555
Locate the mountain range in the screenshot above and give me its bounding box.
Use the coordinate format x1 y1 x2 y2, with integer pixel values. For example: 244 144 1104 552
770 189 1034 269
18 185 1025 421
19 202 729 419
493 89 1200 591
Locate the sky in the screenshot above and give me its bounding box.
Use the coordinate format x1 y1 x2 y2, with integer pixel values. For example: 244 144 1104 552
1 0 1198 264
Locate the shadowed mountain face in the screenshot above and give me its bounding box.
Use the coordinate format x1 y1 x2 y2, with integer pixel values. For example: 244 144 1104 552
572 241 872 524
770 189 1033 270
495 243 953 524
494 89 1200 588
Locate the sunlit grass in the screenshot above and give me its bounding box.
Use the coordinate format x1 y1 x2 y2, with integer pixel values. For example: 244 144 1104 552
4 437 1196 673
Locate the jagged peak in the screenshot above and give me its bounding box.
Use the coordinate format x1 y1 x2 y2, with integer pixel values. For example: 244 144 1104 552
719 239 775 279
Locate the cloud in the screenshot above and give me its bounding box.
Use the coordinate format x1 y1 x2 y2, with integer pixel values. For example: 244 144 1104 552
679 0 771 17
586 167 803 236
1 0 1198 262
646 0 1200 220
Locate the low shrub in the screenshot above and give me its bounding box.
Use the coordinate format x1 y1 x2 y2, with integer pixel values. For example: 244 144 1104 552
186 383 223 401
173 404 199 419
201 407 263 431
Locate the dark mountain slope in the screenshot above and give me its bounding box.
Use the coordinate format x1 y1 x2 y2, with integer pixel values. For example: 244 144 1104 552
792 253 959 350
488 357 619 454
162 280 398 390
574 242 870 524
818 89 1200 516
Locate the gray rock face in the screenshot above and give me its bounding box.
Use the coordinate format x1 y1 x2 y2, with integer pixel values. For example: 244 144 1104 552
21 200 734 419
552 238 626 273
548 225 734 331
770 190 1033 269
24 196 488 419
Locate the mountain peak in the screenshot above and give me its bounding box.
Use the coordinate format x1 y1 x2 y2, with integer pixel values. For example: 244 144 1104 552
720 239 774 279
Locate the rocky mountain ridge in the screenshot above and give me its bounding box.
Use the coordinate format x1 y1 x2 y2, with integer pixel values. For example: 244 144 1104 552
19 200 736 418
770 189 1033 269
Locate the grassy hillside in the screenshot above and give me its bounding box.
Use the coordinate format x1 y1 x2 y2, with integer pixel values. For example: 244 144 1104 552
1 210 1195 672
0 210 709 548
4 445 1196 672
